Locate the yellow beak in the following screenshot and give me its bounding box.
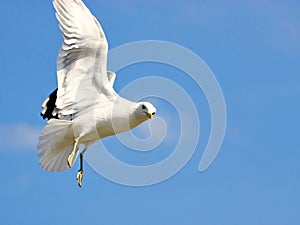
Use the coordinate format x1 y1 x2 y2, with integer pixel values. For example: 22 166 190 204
146 112 153 119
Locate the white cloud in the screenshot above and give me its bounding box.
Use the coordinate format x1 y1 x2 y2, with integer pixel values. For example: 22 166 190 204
0 123 42 151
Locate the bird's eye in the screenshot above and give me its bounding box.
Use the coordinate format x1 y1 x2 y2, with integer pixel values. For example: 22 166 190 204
142 104 146 110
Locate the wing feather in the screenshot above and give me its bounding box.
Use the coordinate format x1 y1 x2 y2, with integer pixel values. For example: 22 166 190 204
52 0 110 115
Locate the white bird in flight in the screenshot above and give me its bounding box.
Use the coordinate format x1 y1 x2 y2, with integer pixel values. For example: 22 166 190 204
38 0 156 187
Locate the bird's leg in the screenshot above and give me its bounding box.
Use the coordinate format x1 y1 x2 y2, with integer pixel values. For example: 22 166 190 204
76 147 88 187
67 140 79 168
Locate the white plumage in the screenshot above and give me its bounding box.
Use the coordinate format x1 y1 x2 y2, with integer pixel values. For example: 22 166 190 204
38 0 156 187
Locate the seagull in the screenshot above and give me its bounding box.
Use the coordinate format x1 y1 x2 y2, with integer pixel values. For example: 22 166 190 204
38 0 156 187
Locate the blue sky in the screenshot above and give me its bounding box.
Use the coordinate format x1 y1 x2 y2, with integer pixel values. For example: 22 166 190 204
1 1 300 224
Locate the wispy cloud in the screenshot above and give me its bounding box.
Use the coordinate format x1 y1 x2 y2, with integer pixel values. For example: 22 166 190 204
0 123 42 151
0 173 32 191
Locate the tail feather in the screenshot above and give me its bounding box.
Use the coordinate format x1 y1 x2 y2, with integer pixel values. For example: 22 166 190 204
40 146 73 171
38 119 76 172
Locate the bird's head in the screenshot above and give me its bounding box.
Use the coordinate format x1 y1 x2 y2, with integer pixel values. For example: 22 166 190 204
127 101 156 130
133 102 156 120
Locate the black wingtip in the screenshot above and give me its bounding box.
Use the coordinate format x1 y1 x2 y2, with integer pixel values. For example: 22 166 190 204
40 88 59 120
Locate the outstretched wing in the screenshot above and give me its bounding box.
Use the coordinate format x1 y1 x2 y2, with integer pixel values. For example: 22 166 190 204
53 0 110 115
